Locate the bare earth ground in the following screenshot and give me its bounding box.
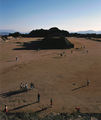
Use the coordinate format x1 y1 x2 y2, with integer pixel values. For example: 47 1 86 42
0 37 101 115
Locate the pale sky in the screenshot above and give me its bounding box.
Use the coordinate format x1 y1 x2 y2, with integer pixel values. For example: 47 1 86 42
0 0 101 32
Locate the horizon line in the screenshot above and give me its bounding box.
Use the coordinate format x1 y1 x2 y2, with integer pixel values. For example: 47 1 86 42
0 28 101 33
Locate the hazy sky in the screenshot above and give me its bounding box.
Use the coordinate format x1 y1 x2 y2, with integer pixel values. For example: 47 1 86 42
0 0 101 32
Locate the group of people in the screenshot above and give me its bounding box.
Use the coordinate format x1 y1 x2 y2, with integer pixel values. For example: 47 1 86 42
59 51 66 57
3 80 90 114
81 45 85 49
20 82 35 90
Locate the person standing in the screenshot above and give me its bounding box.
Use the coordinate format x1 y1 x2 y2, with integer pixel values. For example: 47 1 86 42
16 56 18 61
75 107 80 113
4 105 8 113
20 82 23 89
37 93 40 103
50 98 53 107
30 82 35 89
25 83 28 91
87 80 90 86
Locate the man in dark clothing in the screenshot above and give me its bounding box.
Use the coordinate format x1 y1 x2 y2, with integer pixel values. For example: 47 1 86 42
37 93 40 102
50 98 53 107
30 82 35 89
16 56 18 61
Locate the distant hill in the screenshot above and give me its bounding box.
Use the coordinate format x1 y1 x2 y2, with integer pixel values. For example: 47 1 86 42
77 30 101 34
0 30 15 35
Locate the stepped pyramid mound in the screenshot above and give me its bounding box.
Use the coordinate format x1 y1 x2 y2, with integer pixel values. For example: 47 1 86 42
40 36 74 49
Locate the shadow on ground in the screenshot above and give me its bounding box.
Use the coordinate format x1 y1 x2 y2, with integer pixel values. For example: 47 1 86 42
0 89 30 98
72 85 87 91
9 101 38 111
35 105 52 114
13 37 74 50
